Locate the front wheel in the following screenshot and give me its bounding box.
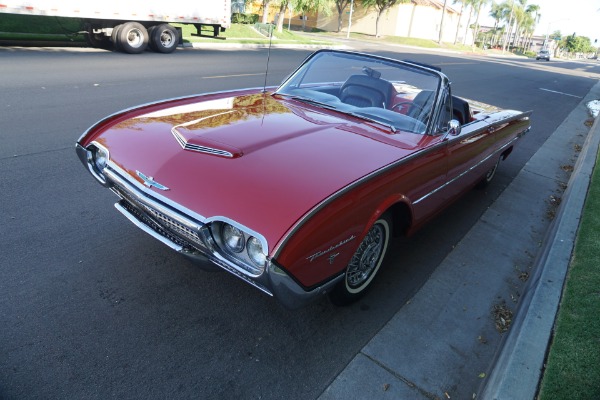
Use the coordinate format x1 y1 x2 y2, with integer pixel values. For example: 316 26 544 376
329 215 391 306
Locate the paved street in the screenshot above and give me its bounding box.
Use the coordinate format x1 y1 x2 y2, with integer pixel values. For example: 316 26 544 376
1 43 599 399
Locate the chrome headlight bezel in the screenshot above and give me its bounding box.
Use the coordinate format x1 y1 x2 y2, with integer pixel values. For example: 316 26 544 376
86 142 110 184
211 220 269 277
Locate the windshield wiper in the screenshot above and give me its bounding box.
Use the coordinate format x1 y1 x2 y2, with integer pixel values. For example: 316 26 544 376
347 111 398 133
275 93 339 111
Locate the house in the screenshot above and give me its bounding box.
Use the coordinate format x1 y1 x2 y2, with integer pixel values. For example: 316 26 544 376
241 0 476 45
317 0 472 44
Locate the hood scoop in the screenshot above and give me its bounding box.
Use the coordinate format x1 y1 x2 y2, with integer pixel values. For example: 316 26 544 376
171 110 244 158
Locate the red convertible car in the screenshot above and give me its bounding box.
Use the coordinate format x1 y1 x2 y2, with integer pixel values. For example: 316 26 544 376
76 50 531 309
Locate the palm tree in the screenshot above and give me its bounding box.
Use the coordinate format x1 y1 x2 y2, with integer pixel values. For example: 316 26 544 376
453 0 465 45
471 0 490 50
489 1 504 47
462 0 475 45
501 0 515 52
523 4 540 50
438 0 449 43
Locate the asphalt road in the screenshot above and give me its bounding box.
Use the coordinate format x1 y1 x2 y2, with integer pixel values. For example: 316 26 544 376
1 43 599 399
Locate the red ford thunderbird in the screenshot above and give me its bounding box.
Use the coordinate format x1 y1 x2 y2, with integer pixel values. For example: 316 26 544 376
76 50 531 309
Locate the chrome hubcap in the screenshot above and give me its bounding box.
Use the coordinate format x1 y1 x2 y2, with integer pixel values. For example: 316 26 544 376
127 29 144 48
160 31 175 47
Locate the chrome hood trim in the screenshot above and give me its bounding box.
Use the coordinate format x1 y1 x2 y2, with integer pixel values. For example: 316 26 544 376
171 110 240 158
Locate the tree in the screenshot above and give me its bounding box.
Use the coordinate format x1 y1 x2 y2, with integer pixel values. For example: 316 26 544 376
462 0 475 45
501 0 515 52
453 0 465 45
360 0 410 38
294 0 334 31
334 0 352 32
564 34 594 53
438 0 449 43
471 0 490 50
276 0 291 32
488 1 505 46
261 0 272 23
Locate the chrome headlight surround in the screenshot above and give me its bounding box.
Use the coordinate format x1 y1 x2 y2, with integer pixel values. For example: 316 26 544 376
211 220 269 277
85 142 110 184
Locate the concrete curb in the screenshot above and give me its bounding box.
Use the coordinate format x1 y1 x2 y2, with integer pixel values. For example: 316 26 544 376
480 80 600 399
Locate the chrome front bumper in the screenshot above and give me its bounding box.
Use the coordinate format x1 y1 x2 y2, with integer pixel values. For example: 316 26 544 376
76 143 341 309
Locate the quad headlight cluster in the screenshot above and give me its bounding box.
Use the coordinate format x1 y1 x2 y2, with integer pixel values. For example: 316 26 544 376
215 222 268 276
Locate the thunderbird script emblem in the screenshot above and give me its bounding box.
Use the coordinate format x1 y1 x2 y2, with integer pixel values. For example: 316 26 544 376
136 170 169 191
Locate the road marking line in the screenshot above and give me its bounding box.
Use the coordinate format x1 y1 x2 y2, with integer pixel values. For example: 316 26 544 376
539 88 582 98
203 73 263 79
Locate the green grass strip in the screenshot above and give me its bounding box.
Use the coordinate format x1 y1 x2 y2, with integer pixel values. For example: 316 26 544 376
538 148 600 399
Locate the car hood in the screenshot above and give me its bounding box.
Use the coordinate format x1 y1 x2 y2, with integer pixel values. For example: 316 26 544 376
90 89 428 252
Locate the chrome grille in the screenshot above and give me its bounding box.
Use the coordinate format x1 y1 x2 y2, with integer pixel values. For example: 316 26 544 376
112 184 206 251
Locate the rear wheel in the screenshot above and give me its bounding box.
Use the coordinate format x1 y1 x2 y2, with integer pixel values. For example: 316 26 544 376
111 24 124 51
150 24 179 54
476 158 500 189
116 22 149 54
329 214 391 306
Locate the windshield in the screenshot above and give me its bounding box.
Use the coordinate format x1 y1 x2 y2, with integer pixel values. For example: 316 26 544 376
275 50 443 134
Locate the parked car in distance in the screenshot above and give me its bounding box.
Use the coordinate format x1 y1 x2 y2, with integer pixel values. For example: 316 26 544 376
536 49 551 61
76 50 532 309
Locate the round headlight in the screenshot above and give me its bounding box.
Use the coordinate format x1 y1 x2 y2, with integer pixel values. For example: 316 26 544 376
93 147 108 171
247 236 267 267
222 224 245 253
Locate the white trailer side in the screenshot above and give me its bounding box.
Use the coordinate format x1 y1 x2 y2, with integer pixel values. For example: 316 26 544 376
0 0 231 53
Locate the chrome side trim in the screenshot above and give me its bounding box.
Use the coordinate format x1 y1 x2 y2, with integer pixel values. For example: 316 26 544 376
413 135 519 205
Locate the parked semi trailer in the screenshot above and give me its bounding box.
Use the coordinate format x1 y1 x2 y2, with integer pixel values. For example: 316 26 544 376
0 0 231 53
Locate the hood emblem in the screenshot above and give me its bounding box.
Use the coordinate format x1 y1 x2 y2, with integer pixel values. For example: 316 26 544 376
136 170 170 191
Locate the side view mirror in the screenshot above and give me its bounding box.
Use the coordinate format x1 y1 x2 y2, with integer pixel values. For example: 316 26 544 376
447 119 461 136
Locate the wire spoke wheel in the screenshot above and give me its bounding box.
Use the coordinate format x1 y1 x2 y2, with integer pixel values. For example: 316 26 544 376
346 224 385 289
329 214 391 306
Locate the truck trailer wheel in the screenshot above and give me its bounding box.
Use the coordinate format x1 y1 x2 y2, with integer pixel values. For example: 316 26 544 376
111 24 124 51
150 24 179 53
116 22 149 54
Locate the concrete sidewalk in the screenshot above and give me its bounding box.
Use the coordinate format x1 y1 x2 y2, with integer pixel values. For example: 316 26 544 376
319 83 600 399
